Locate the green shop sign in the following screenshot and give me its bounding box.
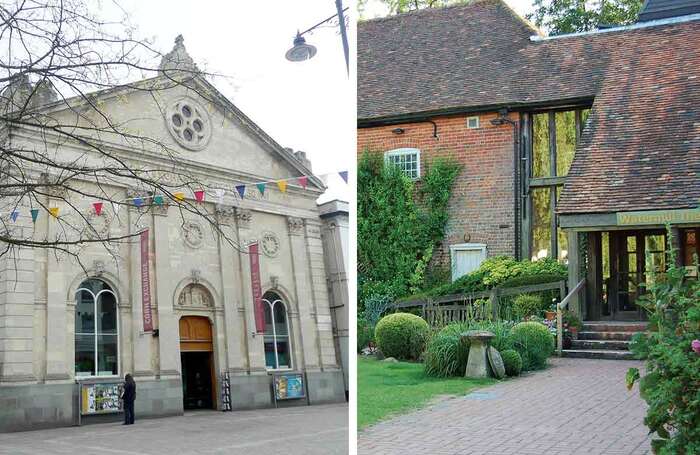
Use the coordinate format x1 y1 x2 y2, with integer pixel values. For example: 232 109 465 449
617 208 700 226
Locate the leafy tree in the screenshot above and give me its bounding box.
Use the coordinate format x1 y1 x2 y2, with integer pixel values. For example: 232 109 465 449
528 0 643 36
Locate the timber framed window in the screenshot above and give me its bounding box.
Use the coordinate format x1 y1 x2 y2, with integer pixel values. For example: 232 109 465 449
384 148 420 180
522 107 591 262
75 279 119 377
263 292 292 370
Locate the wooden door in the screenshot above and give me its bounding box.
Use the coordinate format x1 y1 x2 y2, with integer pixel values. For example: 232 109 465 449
179 316 213 352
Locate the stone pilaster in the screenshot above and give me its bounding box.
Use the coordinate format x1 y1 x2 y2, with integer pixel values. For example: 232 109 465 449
129 205 154 378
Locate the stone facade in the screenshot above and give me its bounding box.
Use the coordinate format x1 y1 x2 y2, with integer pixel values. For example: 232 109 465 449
357 112 518 268
0 39 344 432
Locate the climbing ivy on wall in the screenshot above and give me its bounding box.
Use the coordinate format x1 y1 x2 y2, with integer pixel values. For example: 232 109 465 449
357 151 460 312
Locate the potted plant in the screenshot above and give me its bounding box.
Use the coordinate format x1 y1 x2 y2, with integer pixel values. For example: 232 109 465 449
544 300 557 321
563 311 582 339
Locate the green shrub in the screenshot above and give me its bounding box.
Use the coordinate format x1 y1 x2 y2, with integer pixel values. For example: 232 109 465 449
626 245 700 454
424 320 515 377
509 321 554 370
357 318 374 353
513 294 544 320
374 313 430 360
500 349 522 377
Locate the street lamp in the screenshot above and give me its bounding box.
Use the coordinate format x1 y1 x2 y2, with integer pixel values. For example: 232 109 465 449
285 0 349 74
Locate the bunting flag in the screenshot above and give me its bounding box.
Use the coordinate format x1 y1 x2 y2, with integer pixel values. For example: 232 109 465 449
236 185 246 199
297 176 308 190
10 210 19 222
256 182 266 196
339 171 348 183
30 208 39 223
153 195 164 205
174 192 185 201
215 188 225 204
93 202 103 216
194 190 205 203
319 174 330 186
133 197 144 207
112 202 120 216
49 207 60 218
277 180 287 193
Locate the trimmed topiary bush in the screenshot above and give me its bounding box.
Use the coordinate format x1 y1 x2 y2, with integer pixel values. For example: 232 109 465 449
374 313 430 361
424 320 514 377
513 294 544 320
500 349 522 377
509 321 554 371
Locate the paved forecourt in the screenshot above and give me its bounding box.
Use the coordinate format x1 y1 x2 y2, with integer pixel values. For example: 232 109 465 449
0 403 348 455
359 358 652 455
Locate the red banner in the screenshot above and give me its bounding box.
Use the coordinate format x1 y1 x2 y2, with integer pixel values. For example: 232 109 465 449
249 243 265 333
140 230 153 332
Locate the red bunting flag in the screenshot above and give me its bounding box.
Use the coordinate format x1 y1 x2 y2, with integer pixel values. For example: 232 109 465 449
194 190 205 202
93 202 103 216
297 176 308 189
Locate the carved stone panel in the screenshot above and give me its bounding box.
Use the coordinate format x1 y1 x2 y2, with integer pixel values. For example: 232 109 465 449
176 283 213 309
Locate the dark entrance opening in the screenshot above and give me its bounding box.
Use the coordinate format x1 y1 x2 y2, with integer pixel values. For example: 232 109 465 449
179 316 216 410
181 351 214 410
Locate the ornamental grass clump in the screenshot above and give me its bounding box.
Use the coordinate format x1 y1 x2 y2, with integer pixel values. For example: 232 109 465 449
374 313 430 361
509 321 554 371
424 320 514 377
500 349 522 377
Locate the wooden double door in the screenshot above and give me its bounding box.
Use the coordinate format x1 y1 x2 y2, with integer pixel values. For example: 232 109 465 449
179 316 216 410
604 230 666 320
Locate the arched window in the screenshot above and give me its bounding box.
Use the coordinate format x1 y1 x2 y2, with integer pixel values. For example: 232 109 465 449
262 292 291 370
75 279 119 377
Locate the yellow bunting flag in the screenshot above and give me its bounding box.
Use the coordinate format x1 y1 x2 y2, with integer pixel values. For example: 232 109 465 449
277 181 288 193
174 192 185 201
48 207 60 218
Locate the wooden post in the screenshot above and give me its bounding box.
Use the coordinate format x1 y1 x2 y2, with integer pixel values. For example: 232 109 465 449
556 304 563 356
490 289 498 320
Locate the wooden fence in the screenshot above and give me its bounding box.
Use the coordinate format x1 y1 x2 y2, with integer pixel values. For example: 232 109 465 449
394 281 567 326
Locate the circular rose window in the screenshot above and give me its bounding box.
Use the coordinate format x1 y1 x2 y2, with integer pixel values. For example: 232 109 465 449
166 98 211 151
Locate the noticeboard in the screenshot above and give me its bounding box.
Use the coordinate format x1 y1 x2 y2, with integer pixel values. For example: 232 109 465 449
273 373 306 400
80 382 123 415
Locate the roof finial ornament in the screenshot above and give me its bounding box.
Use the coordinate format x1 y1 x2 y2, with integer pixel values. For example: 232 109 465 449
159 34 199 75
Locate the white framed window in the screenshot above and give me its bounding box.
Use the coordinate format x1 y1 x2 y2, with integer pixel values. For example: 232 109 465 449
467 116 480 129
384 148 421 180
263 292 292 370
450 243 487 282
75 279 119 378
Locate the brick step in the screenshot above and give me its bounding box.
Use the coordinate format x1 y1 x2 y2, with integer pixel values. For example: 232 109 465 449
571 339 631 351
578 331 634 341
561 349 637 360
582 322 647 332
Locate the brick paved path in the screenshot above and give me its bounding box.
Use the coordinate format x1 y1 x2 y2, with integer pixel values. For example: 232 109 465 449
359 358 652 455
0 403 347 455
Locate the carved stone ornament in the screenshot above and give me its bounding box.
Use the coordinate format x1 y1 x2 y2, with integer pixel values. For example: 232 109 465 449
191 268 201 284
287 216 304 235
84 208 113 240
215 204 236 226
165 97 212 151
261 231 280 257
270 275 279 290
235 208 252 229
177 283 212 308
182 220 204 248
92 260 106 277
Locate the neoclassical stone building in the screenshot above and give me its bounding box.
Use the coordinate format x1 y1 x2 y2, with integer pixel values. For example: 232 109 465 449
0 37 345 431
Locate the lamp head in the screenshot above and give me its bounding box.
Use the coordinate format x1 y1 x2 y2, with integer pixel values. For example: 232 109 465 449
285 33 317 62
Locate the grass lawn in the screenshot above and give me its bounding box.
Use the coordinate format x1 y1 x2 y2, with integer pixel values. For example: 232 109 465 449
358 356 496 429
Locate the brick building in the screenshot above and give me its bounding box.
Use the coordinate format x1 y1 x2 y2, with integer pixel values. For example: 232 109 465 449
358 0 699 322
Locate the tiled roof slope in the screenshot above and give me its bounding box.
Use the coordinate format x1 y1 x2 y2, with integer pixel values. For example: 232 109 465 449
359 0 700 215
557 20 700 214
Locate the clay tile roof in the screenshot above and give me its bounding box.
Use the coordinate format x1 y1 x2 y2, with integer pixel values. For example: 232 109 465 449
358 1 700 215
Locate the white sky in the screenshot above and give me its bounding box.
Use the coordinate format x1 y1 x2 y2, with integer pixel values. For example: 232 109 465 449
115 0 355 204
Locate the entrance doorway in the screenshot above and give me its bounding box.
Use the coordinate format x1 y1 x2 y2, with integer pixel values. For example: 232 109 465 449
179 316 216 410
602 230 666 320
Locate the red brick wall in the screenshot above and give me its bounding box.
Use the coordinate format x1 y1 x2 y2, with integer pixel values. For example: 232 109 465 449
357 112 517 268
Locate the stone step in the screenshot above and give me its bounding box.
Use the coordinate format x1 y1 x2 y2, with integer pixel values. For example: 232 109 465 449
582 322 647 332
578 331 635 341
561 349 637 360
571 339 631 351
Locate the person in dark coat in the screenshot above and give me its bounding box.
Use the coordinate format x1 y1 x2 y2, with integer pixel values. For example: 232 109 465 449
122 373 136 425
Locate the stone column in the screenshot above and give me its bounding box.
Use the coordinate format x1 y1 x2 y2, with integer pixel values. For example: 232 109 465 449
152 204 180 378
128 201 154 378
287 216 321 371
216 205 248 374
234 208 266 373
